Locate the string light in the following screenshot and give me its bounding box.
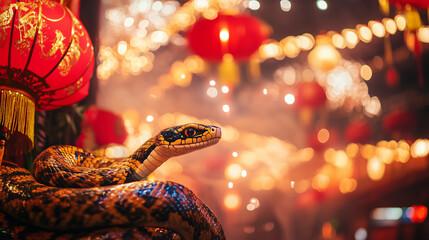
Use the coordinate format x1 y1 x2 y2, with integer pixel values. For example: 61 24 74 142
280 0 292 12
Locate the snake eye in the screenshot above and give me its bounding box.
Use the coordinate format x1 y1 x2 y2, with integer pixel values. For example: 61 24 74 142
184 128 196 137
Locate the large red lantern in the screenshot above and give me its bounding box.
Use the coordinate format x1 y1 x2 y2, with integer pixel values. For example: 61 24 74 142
187 13 269 62
76 107 127 149
295 82 327 109
345 120 372 144
0 1 94 154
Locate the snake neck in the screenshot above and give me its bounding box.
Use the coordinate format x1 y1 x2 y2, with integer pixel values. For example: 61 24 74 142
125 136 171 181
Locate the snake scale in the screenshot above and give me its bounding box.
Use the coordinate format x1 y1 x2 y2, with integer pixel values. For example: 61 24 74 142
0 123 225 240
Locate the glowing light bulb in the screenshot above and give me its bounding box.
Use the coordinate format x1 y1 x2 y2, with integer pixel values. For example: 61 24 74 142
280 0 292 12
222 86 229 94
219 28 229 42
146 115 154 122
284 93 295 104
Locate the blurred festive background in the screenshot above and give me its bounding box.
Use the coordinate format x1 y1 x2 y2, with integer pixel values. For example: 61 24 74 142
2 0 429 239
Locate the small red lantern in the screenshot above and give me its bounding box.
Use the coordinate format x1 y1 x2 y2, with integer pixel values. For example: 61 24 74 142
295 82 327 109
382 110 416 138
76 107 127 149
345 120 372 144
0 1 94 154
187 13 269 62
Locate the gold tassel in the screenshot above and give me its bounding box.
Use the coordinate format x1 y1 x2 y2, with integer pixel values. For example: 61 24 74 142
0 87 35 154
218 54 240 87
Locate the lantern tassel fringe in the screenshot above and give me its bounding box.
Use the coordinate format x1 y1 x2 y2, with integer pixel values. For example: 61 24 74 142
0 88 35 154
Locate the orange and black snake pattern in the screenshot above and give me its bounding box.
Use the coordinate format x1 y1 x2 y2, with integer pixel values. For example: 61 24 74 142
0 124 225 240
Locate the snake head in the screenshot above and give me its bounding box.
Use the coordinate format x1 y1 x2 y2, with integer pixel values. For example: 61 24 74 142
157 123 221 156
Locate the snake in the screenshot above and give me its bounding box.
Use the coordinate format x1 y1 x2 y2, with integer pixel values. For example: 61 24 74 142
0 123 225 240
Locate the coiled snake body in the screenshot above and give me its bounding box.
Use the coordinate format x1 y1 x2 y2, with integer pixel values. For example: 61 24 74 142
0 123 225 239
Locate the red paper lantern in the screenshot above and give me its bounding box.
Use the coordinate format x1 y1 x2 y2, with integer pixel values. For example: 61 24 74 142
295 82 327 109
76 107 127 148
345 120 372 144
187 13 269 62
388 0 429 8
382 110 416 136
0 1 94 153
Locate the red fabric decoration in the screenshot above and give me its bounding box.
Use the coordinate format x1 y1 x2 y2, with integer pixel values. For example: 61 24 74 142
0 0 94 110
388 0 429 8
382 110 416 134
295 82 327 109
76 107 127 148
187 13 269 62
345 120 372 144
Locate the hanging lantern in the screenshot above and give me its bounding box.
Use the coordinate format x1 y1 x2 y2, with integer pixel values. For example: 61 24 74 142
295 82 327 109
308 35 342 72
187 13 269 62
0 1 94 155
76 106 128 149
345 120 372 144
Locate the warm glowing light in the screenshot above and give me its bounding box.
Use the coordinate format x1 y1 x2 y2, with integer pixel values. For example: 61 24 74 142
299 147 314 162
364 96 381 117
194 0 209 11
222 86 229 94
260 42 282 59
395 15 407 31
291 181 295 188
224 193 241 210
367 157 385 180
117 41 128 55
331 32 346 49
308 43 342 72
280 0 292 12
209 80 216 86
343 29 359 48
124 17 134 27
263 88 268 95
222 104 230 113
346 143 359 158
383 18 397 35
232 152 238 157
395 148 410 163
219 28 230 42
241 169 247 178
317 128 330 144
282 37 301 58
228 181 234 188
248 0 261 10
312 173 330 190
225 163 242 180
411 139 429 158
360 64 372 80
339 178 357 193
146 115 154 122
316 0 328 10
297 34 314 51
357 25 373 43
418 27 429 43
376 147 394 164
207 87 218 98
284 93 295 104
369 21 386 38
333 150 349 168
